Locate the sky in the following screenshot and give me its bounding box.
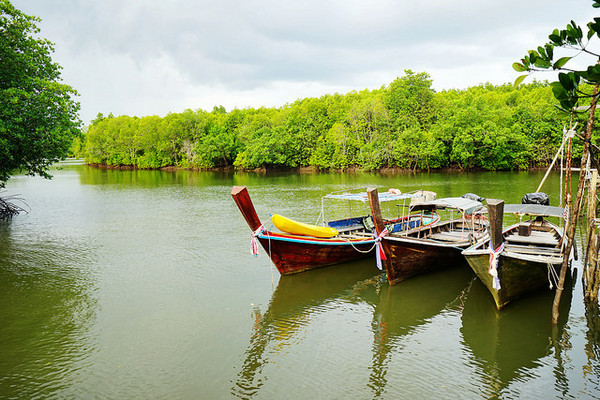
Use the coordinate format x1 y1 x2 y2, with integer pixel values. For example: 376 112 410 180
11 0 597 125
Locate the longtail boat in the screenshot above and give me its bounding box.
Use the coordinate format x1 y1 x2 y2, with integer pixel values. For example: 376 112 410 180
367 187 487 285
462 202 568 310
231 186 439 275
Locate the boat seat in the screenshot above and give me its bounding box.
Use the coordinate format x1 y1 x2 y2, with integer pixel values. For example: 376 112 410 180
504 243 561 254
505 231 558 246
429 231 470 242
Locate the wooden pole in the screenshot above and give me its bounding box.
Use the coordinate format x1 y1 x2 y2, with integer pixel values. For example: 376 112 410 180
553 82 600 324
486 199 505 250
589 169 598 221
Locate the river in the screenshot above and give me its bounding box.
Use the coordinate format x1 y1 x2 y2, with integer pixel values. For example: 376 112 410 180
0 162 598 399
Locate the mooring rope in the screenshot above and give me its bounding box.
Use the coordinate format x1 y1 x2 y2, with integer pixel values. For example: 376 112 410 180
547 262 560 289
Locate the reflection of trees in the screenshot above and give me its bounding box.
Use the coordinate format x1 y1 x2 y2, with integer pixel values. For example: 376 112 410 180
460 275 574 398
231 261 475 399
0 224 97 398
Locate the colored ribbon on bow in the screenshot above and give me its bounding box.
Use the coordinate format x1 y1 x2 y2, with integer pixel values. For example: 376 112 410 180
251 225 265 257
488 241 505 290
375 227 389 270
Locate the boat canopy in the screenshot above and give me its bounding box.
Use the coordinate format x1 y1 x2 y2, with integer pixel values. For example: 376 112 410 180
324 189 436 204
409 197 484 215
503 203 565 218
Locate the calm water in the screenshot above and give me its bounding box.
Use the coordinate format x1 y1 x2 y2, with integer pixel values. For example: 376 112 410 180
0 162 599 399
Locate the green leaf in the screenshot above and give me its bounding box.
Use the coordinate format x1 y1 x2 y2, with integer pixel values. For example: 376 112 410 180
545 44 553 60
528 50 539 64
512 62 527 72
558 72 574 90
533 59 551 69
590 18 600 38
514 74 527 87
537 46 547 59
553 56 571 69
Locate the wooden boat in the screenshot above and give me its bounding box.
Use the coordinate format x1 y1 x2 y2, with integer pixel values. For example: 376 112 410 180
367 188 487 285
462 202 567 310
231 186 439 275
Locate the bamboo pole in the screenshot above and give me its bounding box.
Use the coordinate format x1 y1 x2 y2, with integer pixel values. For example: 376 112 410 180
552 83 600 325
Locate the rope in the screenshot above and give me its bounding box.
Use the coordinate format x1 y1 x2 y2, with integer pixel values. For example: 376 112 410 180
374 228 389 270
488 241 505 291
251 225 265 257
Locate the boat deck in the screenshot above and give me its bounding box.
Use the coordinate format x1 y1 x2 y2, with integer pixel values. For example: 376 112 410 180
429 230 472 242
504 230 559 247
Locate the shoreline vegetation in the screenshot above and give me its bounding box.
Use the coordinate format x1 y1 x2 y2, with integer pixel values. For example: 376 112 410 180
79 71 592 173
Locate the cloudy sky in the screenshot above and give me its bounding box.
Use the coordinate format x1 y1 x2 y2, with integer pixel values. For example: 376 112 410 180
12 0 596 125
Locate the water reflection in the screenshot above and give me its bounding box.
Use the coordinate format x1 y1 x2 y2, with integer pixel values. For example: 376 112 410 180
367 267 474 398
0 223 97 398
583 300 600 393
460 276 574 398
231 260 379 398
231 261 474 399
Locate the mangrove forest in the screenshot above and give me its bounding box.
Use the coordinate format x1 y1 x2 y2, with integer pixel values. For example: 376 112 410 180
81 70 593 172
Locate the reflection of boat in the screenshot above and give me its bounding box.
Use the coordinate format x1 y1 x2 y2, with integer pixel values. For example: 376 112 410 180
231 259 381 399
462 203 567 310
231 186 438 275
367 188 487 284
231 258 474 399
367 267 474 396
460 275 573 396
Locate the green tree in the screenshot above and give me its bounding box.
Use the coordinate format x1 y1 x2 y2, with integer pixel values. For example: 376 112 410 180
0 0 80 186
513 0 600 316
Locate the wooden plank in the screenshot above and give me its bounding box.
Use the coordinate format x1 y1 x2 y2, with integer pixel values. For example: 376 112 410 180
429 232 468 241
505 234 558 246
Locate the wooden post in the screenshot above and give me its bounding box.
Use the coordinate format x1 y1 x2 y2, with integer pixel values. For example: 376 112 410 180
367 188 386 236
231 186 263 232
367 187 391 271
487 199 505 250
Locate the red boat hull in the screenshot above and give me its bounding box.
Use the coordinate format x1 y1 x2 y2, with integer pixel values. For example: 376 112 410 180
256 232 376 275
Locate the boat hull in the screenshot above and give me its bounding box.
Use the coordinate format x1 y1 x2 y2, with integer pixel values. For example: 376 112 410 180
382 237 467 285
257 232 376 275
463 218 566 310
463 250 562 310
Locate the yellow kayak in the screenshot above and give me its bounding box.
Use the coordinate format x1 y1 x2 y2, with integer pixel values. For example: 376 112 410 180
272 214 339 238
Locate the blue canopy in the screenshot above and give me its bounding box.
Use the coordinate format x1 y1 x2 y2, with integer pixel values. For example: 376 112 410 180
324 189 435 203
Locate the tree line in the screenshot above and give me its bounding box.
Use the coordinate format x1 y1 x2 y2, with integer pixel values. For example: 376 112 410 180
80 70 590 172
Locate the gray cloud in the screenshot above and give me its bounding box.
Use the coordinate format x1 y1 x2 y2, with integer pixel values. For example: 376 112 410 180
11 0 596 123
